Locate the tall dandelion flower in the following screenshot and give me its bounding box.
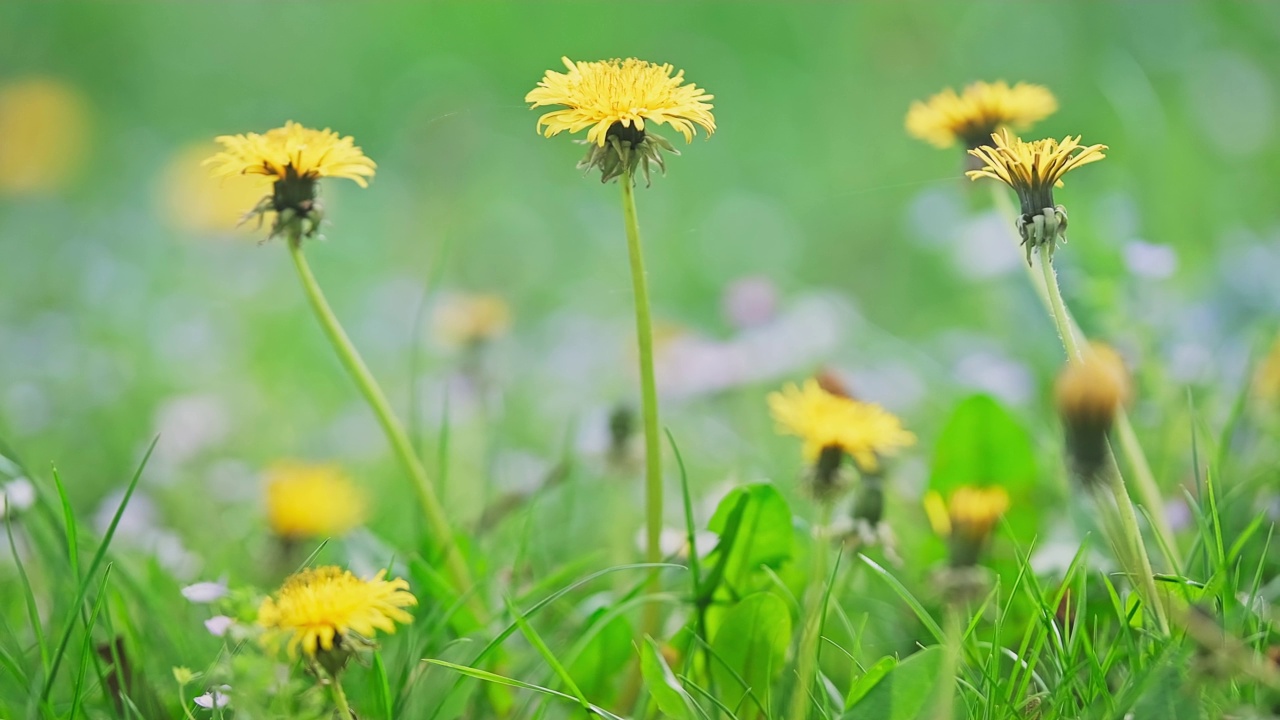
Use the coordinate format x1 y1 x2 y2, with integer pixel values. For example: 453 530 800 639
768 379 916 491
264 462 368 540
258 566 416 665
966 128 1107 263
526 56 715 184
205 121 375 239
906 81 1057 150
202 125 485 633
526 57 715 647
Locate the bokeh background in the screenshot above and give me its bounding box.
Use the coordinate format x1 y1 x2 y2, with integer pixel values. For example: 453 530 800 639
2 1 1279 613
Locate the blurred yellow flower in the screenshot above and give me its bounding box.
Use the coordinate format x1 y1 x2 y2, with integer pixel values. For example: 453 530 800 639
432 293 512 348
205 121 375 187
924 485 1009 567
158 143 272 235
0 77 89 194
527 57 715 147
1055 344 1130 484
906 81 1057 149
1254 337 1280 404
767 379 915 472
258 566 416 659
265 462 368 540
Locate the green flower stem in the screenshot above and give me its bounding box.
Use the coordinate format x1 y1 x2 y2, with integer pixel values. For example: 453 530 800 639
990 186 1182 572
328 676 353 718
286 234 487 628
619 167 664 638
1039 253 1170 634
788 502 833 720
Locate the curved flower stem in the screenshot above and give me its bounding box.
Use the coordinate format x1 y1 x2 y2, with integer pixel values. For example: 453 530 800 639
286 233 487 628
328 676 353 718
990 186 1182 572
619 168 664 639
788 502 833 720
1039 252 1169 634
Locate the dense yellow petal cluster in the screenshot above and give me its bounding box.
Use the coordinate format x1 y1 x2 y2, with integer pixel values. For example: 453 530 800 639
526 57 716 147
265 462 368 540
258 566 416 658
967 128 1107 211
906 80 1057 148
768 379 915 472
205 121 376 187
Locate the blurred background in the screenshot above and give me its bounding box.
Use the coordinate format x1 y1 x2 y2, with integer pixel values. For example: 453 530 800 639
2 2 1279 589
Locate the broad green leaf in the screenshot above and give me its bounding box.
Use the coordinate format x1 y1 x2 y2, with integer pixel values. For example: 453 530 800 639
704 483 793 600
845 655 897 707
640 637 695 719
567 606 632 700
710 591 791 715
928 395 1039 542
841 646 946 720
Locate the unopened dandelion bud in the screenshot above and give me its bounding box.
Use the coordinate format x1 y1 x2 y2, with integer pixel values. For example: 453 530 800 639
1055 345 1130 486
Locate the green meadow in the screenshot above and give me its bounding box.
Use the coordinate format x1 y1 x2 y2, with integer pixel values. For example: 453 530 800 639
3 3 1280 718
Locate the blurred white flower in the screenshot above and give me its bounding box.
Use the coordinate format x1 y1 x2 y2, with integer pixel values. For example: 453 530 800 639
203 615 234 637
952 211 1022 280
193 685 231 709
181 579 227 604
150 394 230 475
0 477 36 516
953 350 1033 406
722 276 778 330
1123 240 1178 280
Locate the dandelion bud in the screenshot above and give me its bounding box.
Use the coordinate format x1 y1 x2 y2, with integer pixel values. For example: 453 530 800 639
1055 345 1130 486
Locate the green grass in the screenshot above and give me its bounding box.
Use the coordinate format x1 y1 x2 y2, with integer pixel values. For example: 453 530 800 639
4 2 1280 718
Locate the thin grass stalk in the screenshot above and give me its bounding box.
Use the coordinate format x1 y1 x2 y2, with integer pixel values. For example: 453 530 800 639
285 232 487 628
788 502 833 720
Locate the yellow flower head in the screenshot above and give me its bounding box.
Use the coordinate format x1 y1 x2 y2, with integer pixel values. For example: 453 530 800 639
265 462 368 540
0 77 89 195
258 566 416 659
526 57 714 183
924 485 1009 567
204 121 375 239
906 81 1057 149
966 128 1106 260
1254 337 1280 405
767 379 916 473
432 293 512 348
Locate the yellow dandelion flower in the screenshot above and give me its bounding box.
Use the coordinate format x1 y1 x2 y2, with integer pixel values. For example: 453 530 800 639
258 566 416 659
767 379 916 473
204 121 375 239
966 128 1107 261
432 293 512 348
924 485 1009 567
157 143 273 235
526 57 715 183
0 77 89 195
265 462 368 540
906 81 1057 149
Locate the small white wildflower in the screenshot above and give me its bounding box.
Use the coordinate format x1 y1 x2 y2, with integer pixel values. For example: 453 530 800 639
193 685 231 709
203 615 234 637
181 579 227 604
